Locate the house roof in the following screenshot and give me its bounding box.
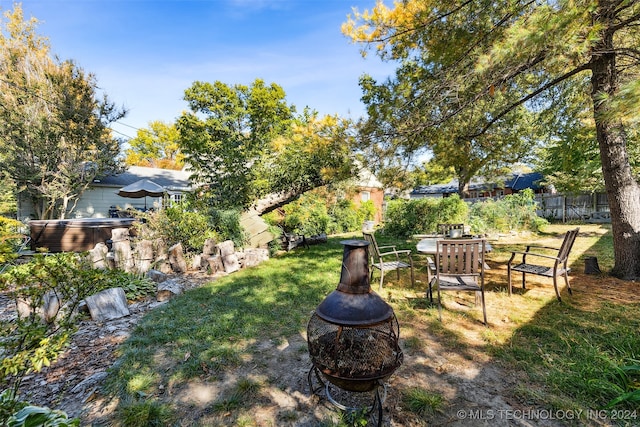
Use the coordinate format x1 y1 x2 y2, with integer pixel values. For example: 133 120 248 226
93 166 192 191
506 172 544 191
355 167 384 189
410 172 544 196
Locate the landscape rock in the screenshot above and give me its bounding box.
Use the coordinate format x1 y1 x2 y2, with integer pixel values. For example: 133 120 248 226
16 290 60 323
134 239 154 274
202 238 218 257
243 248 269 268
88 243 109 269
153 238 172 274
71 371 108 394
146 269 168 283
168 242 188 273
156 279 184 302
191 254 209 271
112 228 134 273
217 240 240 273
84 288 130 322
207 255 224 273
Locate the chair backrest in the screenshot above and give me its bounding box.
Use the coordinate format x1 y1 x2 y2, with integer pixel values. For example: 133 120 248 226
362 232 380 260
436 239 485 276
558 228 580 262
437 223 465 236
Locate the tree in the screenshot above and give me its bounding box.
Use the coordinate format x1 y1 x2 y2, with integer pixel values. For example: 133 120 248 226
125 120 184 170
535 78 605 194
344 0 640 279
355 69 540 196
177 79 354 214
0 5 125 219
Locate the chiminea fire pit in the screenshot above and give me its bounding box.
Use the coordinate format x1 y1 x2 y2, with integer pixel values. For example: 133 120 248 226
307 239 403 423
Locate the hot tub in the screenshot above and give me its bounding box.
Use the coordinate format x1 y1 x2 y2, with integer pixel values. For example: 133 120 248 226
29 218 137 253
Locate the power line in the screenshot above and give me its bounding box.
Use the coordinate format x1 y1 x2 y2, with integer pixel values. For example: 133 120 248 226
109 127 135 140
115 121 142 131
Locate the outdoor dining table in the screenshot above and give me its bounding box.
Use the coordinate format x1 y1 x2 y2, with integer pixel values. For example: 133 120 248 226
416 235 493 255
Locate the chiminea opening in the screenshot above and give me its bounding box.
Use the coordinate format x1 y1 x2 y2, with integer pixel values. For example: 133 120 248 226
307 239 403 423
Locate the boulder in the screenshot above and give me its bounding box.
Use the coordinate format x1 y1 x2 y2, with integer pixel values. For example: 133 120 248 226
217 240 240 273
88 243 109 269
156 279 184 302
168 242 188 273
207 255 224 273
243 248 269 268
134 239 154 274
84 288 130 322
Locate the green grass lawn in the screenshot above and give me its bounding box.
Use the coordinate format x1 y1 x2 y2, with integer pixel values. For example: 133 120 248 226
103 224 640 426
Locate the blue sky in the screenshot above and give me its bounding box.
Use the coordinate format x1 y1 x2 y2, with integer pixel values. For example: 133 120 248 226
9 0 395 140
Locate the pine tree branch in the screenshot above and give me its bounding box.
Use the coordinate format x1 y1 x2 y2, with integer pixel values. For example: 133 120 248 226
465 63 592 140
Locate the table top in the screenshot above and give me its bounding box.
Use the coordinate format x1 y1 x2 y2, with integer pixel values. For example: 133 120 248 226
416 237 492 254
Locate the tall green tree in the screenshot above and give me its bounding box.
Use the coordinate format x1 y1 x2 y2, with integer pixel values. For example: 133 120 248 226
355 70 539 196
345 0 640 279
177 79 354 214
0 5 125 219
535 78 604 194
125 120 184 170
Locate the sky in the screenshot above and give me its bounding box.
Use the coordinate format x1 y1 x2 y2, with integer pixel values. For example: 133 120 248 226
6 0 396 140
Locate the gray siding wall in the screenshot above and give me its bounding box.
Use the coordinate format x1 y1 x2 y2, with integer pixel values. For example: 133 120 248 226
17 187 171 220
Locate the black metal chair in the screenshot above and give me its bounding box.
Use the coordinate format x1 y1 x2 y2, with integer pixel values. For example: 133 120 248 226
507 228 580 301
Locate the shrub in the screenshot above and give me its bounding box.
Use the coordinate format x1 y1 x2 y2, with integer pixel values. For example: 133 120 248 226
0 253 156 413
0 217 27 265
357 200 376 222
264 193 375 237
6 403 79 426
384 195 468 238
135 203 219 253
383 191 547 237
282 193 330 236
207 208 248 248
328 199 360 234
469 189 547 234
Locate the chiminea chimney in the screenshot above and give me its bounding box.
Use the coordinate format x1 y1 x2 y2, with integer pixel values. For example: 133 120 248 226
307 239 403 398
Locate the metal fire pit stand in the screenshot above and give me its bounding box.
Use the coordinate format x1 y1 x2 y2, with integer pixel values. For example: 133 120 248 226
307 365 386 426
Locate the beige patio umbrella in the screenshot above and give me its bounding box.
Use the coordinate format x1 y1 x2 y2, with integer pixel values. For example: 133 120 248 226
117 179 166 210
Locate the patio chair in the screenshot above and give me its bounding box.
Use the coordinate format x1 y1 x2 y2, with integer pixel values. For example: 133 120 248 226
429 238 487 325
363 232 415 292
507 228 580 301
437 223 465 238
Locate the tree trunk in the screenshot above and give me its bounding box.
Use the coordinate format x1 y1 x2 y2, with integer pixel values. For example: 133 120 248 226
591 4 640 279
457 167 472 198
251 184 317 216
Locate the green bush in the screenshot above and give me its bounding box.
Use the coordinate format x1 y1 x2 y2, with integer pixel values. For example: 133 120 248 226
357 200 376 222
469 189 547 234
0 217 26 265
207 208 248 248
283 193 330 236
328 199 360 234
7 403 79 427
383 190 547 238
384 195 468 238
264 193 376 237
135 203 219 253
136 204 248 251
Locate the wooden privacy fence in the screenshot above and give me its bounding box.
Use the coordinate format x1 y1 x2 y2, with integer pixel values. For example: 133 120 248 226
535 193 610 222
